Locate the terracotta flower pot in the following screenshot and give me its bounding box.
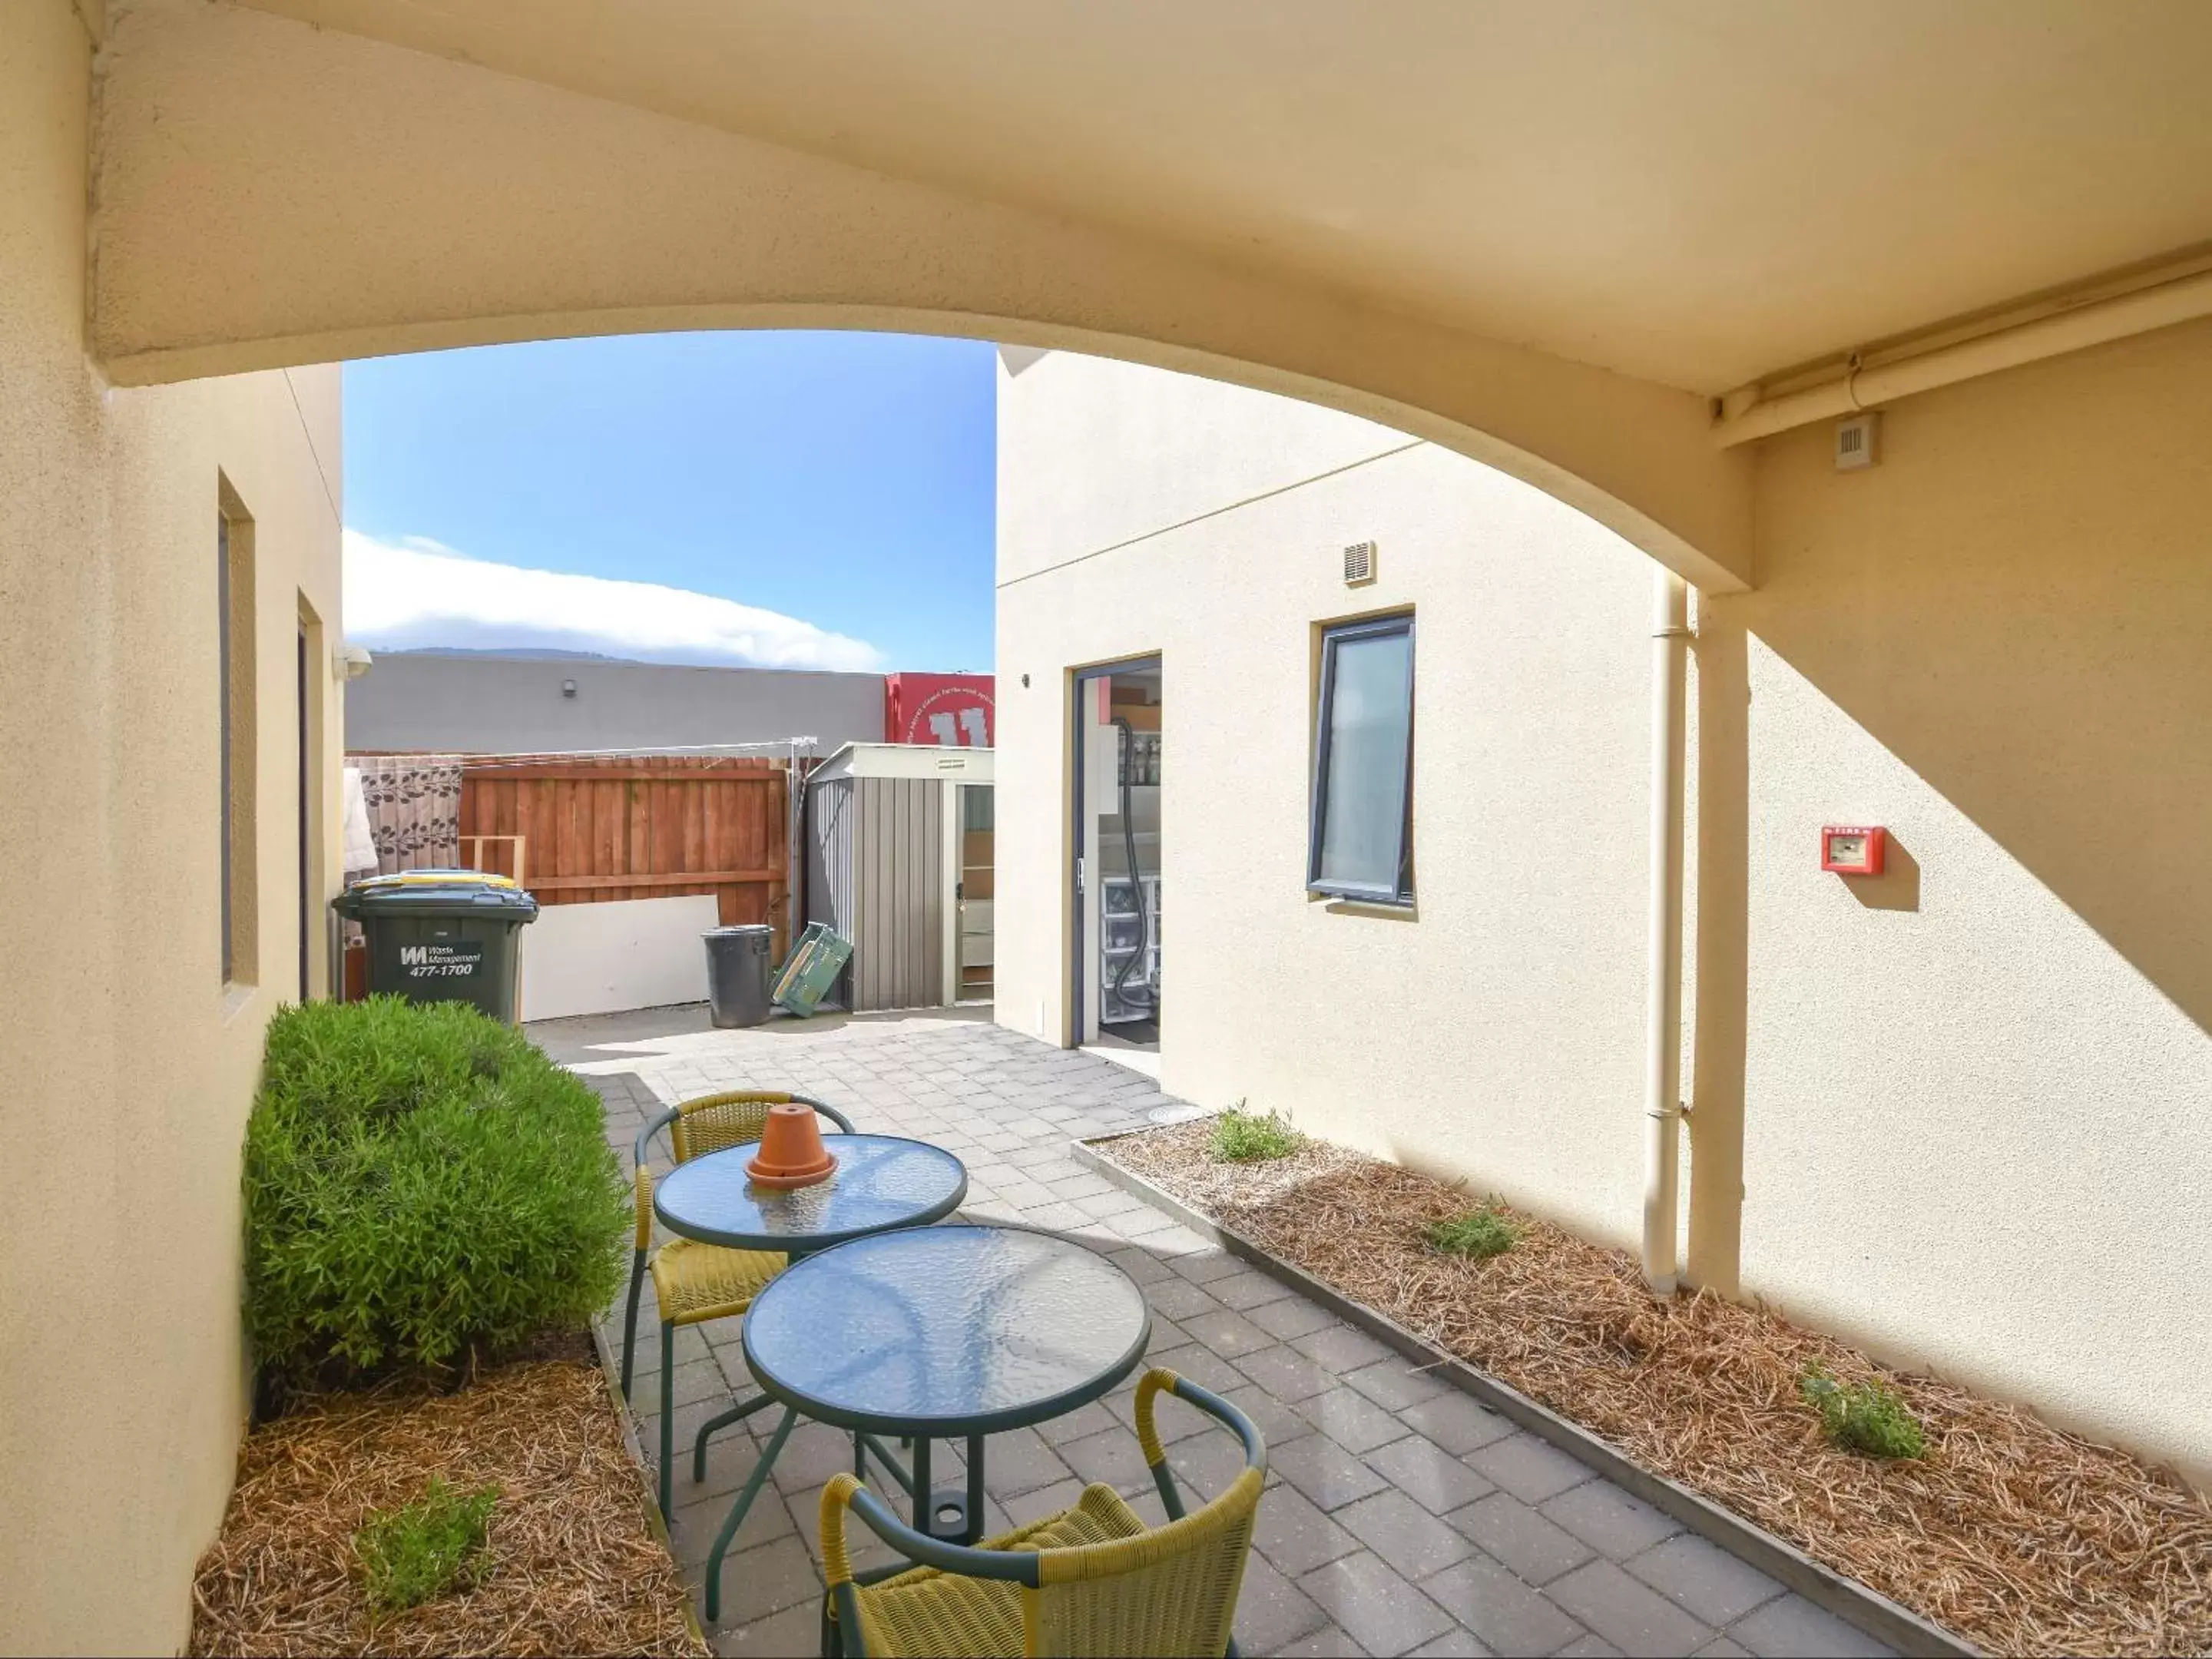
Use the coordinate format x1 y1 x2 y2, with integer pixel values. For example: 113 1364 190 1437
747 1102 839 1189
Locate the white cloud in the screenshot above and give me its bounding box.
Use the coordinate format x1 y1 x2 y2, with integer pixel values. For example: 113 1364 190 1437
342 531 882 672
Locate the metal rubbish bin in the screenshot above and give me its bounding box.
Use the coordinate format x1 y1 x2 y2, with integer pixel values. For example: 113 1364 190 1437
704 924 775 1028
333 870 538 1024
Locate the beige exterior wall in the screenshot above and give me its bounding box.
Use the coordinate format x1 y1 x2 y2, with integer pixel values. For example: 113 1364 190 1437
0 4 346 1651
995 350 1665 1240
995 341 2212 1488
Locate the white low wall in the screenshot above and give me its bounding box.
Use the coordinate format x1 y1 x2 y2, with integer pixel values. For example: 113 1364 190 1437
519 896 720 1022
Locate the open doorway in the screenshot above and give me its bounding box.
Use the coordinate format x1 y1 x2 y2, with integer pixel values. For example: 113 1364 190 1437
1071 659 1162 1061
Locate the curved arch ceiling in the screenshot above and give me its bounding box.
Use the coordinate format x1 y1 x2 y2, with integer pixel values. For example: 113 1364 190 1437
233 0 2212 393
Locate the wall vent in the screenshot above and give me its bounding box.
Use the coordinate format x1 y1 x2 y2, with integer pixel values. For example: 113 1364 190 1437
1343 541 1377 586
1833 412 1879 471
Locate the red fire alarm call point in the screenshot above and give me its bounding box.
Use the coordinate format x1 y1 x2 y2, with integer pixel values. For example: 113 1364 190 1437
1820 826 1886 877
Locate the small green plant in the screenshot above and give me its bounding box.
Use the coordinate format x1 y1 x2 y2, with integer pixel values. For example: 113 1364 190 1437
1799 1364 1928 1459
1207 1102 1301 1163
1424 1205 1518 1260
354 1477 498 1617
244 997 630 1382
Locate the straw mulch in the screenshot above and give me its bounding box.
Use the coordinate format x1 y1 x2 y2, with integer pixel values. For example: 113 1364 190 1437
190 1357 707 1658
1104 1123 2212 1658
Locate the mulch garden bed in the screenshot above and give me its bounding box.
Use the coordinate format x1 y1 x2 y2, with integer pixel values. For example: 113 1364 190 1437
1101 1121 2212 1658
190 1345 707 1657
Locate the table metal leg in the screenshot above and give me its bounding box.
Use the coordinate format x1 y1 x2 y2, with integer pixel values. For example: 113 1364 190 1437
705 1406 796 1625
911 1436 932 1531
965 1435 986 1545
692 1392 776 1484
856 1435 916 1496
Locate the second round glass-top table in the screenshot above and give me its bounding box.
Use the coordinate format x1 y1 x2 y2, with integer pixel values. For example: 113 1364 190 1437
700 1223 1152 1622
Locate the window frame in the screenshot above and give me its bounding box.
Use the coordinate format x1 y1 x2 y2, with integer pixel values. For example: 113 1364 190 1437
1306 612 1416 906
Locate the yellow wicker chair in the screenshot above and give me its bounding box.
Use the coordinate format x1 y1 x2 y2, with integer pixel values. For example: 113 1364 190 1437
621 1088 855 1516
820 1369 1266 1658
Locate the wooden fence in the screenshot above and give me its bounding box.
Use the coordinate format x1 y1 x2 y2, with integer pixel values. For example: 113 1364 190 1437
458 753 800 954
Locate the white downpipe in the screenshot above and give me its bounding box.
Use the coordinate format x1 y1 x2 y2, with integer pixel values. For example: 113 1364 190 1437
1642 569 1690 1294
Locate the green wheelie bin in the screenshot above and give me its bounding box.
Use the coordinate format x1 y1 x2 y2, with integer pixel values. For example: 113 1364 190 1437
333 869 539 1023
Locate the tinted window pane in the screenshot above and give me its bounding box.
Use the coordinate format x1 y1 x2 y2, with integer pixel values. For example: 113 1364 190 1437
1317 628 1412 892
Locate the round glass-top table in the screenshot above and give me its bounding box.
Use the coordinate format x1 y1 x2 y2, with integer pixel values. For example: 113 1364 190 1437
698 1224 1151 1620
652 1133 967 1253
743 1223 1152 1435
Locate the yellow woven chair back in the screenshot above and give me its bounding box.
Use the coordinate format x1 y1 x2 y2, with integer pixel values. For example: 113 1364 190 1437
669 1089 792 1162
1024 1466 1262 1657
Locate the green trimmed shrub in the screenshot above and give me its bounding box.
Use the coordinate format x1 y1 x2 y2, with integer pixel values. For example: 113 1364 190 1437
244 997 628 1380
355 1477 498 1616
1208 1102 1301 1163
1425 1205 1518 1260
1798 1364 1928 1459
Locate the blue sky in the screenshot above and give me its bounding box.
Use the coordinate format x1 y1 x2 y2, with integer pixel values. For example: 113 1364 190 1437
343 331 996 672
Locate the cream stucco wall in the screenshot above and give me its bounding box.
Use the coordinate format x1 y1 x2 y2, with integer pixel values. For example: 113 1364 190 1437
996 340 2212 1489
995 353 1666 1253
1692 317 2212 1488
0 4 346 1650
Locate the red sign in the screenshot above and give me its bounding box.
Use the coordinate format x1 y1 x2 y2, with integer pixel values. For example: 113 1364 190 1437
885 673 995 747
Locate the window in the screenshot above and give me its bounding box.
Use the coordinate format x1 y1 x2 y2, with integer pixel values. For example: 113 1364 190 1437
218 497 258 985
1308 614 1415 904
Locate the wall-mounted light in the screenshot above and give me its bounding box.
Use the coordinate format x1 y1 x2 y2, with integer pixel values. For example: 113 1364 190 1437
333 643 373 681
561 678 578 699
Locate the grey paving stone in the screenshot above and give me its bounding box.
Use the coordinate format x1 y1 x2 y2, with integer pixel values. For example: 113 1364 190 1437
1419 1553 1590 1657
713 1597 820 1657
703 1534 820 1628
1726 1594 1892 1657
1250 1482 1362 1575
1171 1247 1251 1284
1105 1243 1178 1285
1465 1432 1597 1504
1249 1294 1342 1341
1623 1534 1783 1627
1409 1631 1498 1658
1273 1433 1394 1511
1303 1550 1456 1657
1344 1360 1452 1411
1689 1640 1752 1658
1207 1267 1299 1310
1237 1343 1338 1401
1446 1492 1595 1586
1164 1419 1253 1500
1177 1304 1277 1358
668 1485 794 1568
1546 1559 1717 1657
1363 1434 1498 1515
1234 1547 1334 1653
1216 1382 1311 1446
1299 1384 1419 1455
1144 1340 1253 1397
1398 1390 1518 1455
1057 1426 1152 1495
1293 1323 1400 1373
1337 1490 1478 1580
1276 1625 1364 1658
1541 1482 1682 1561
975 1425 1071 1498
1557 1637 1628 1658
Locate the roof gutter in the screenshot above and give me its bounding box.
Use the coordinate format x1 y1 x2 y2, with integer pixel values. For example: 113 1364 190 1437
1712 266 2212 447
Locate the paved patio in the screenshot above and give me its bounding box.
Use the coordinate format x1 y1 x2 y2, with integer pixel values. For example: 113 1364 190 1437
538 1005 1891 1659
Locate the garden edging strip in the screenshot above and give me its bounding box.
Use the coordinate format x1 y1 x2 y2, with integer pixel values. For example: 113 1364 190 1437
591 1321 712 1651
1073 1132 1975 1659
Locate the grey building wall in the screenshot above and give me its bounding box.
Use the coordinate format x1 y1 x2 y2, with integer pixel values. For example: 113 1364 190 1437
344 653 886 753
